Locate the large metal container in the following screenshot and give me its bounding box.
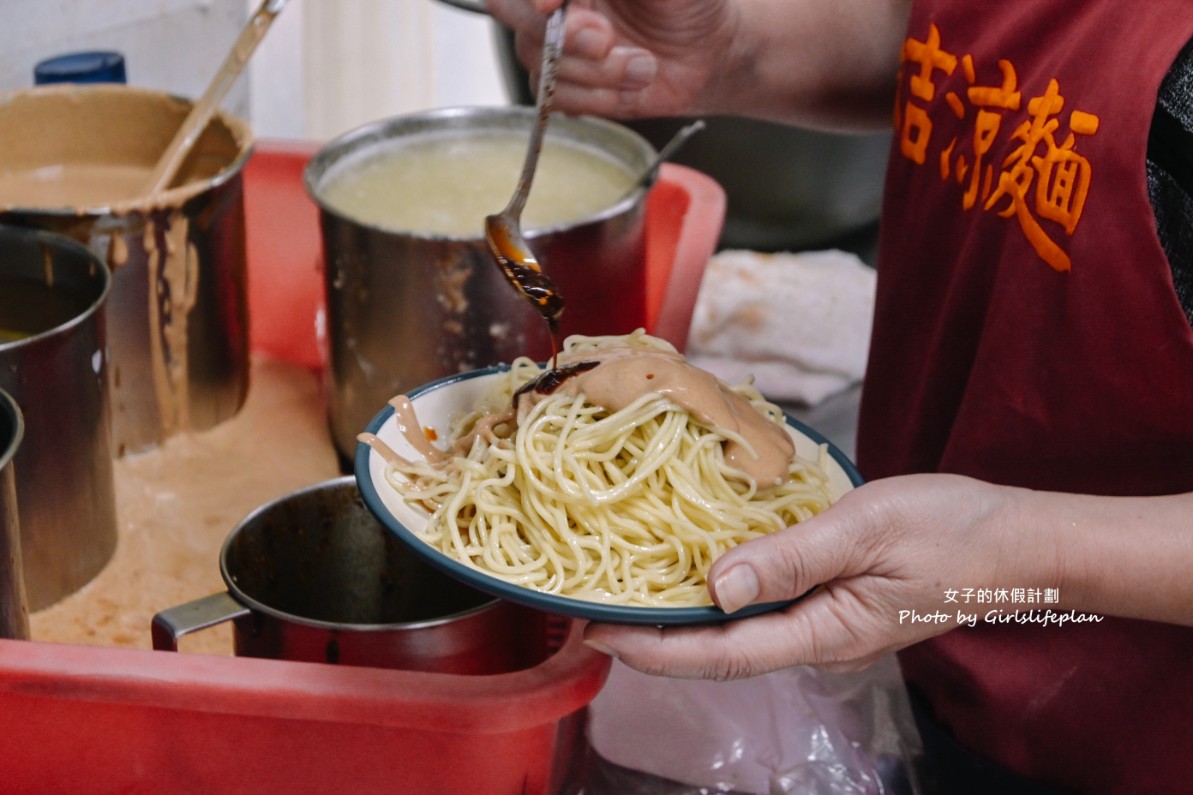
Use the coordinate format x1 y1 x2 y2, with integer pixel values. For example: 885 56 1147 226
0 226 117 611
305 106 655 460
0 389 27 639
0 85 253 456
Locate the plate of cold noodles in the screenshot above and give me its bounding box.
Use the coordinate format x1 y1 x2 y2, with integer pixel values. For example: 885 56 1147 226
355 331 863 626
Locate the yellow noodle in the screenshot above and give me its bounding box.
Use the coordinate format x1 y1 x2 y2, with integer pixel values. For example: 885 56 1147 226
380 331 836 608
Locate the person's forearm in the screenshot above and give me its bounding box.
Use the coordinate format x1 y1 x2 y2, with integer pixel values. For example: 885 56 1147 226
1024 489 1193 625
708 0 911 131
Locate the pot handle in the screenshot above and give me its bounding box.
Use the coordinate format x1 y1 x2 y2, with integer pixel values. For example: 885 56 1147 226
151 591 251 652
432 0 490 14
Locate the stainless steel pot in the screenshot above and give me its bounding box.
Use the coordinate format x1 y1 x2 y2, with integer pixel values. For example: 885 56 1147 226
305 105 655 461
152 476 549 674
0 225 117 611
0 85 253 456
0 389 28 639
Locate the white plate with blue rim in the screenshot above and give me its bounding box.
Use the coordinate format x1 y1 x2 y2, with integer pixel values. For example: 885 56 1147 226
355 366 864 626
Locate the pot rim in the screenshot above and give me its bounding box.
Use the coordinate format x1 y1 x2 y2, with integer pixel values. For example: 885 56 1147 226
0 389 22 473
302 104 657 242
217 475 505 633
0 225 112 352
0 83 254 217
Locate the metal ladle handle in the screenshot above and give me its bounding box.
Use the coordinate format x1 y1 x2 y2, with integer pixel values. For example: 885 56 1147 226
143 0 290 194
623 119 707 199
151 591 250 652
502 1 567 220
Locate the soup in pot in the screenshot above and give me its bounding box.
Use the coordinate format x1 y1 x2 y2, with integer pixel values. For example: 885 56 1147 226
317 130 637 238
0 163 153 210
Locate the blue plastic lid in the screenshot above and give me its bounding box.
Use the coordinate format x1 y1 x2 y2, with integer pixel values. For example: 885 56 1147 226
34 51 126 85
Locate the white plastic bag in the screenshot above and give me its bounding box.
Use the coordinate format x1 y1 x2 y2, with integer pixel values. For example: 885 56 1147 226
585 656 923 794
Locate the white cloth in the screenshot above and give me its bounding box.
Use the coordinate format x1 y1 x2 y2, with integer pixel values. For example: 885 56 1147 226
686 249 876 406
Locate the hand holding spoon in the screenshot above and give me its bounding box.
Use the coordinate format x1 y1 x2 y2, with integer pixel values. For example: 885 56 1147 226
484 1 568 329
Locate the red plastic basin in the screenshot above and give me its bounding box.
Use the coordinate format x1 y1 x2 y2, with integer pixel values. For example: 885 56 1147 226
0 139 725 794
0 621 608 794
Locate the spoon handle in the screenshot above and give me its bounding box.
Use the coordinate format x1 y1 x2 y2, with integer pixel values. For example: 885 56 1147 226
505 1 568 219
622 119 707 200
143 0 289 196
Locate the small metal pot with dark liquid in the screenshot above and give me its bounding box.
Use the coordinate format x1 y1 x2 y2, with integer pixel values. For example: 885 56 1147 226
152 476 549 674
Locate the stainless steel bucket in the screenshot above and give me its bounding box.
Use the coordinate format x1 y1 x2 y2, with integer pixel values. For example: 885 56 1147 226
152 476 549 674
0 388 28 639
305 106 655 460
0 226 117 611
0 84 253 456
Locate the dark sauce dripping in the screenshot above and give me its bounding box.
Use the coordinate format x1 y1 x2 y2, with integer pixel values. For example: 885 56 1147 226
547 316 562 367
494 255 565 325
485 225 567 365
513 359 599 406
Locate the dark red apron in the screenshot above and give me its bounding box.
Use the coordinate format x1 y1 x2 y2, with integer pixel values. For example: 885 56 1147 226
856 0 1193 791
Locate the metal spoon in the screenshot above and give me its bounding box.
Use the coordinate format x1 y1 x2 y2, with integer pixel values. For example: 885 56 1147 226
484 2 568 326
143 0 289 196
